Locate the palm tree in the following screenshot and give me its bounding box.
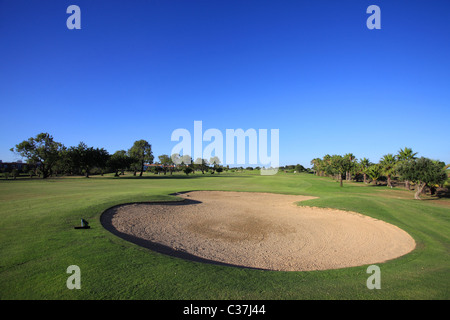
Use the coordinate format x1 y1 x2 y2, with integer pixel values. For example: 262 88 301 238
330 155 343 186
366 164 382 185
396 147 418 190
310 158 322 176
323 154 334 177
380 154 397 187
359 157 372 184
344 153 357 181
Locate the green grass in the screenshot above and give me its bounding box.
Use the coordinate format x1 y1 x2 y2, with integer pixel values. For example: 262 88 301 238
0 172 448 299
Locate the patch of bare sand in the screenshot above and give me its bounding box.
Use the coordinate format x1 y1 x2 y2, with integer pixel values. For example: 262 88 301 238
101 191 416 271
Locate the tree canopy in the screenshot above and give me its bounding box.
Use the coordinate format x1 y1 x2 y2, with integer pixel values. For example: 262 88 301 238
128 140 154 176
108 150 134 177
380 154 397 187
67 142 110 178
397 157 448 199
10 133 63 179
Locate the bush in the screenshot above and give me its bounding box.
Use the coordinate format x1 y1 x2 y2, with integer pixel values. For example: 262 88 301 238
11 169 19 180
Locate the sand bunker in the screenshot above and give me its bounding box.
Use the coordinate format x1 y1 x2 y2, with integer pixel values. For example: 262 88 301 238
101 191 416 271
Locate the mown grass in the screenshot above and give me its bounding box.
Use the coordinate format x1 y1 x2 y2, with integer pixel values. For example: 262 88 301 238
0 172 448 299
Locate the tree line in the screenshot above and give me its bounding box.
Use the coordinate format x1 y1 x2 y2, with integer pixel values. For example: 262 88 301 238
310 148 448 199
8 132 228 179
7 134 449 199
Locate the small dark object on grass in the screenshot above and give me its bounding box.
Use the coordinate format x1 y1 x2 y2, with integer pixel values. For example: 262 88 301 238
74 218 90 229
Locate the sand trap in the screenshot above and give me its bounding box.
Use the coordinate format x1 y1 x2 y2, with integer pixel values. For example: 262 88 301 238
101 191 416 271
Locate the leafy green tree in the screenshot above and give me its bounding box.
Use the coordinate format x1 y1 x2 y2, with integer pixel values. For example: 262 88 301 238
11 168 18 180
95 148 110 176
397 157 448 199
310 158 322 176
183 167 193 175
194 158 209 174
396 147 418 190
181 155 192 166
380 154 397 187
150 165 164 175
68 142 108 178
128 140 154 177
331 154 355 187
209 156 221 174
171 153 186 173
158 154 171 175
322 154 334 177
11 133 64 179
129 160 141 176
108 150 134 177
52 146 71 176
171 153 181 166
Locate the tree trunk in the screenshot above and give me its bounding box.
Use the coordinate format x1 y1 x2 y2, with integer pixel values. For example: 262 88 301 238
415 182 426 200
429 185 436 196
363 173 367 184
41 164 49 179
405 180 410 190
340 175 343 187
387 174 392 187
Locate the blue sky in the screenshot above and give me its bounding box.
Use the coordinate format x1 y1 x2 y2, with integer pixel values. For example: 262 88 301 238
1 0 449 167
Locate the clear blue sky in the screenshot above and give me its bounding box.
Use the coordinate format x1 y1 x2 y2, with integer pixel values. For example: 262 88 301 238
1 0 449 167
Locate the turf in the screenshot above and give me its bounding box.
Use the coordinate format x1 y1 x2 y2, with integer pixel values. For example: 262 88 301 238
0 172 448 299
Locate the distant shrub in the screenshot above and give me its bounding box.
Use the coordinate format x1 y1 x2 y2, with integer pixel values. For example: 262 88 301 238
11 169 19 180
